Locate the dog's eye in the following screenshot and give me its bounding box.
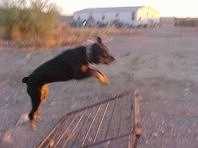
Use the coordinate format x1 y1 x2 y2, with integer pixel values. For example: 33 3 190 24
103 53 108 57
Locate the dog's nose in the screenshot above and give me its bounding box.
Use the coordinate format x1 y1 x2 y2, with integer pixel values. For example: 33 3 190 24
110 56 116 62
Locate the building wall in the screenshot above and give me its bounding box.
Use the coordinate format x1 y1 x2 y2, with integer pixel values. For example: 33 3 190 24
136 6 160 26
73 6 160 27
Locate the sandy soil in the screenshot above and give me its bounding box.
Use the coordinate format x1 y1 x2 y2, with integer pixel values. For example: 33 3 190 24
0 25 198 148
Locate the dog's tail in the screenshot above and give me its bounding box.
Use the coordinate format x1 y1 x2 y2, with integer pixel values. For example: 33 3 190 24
22 77 29 83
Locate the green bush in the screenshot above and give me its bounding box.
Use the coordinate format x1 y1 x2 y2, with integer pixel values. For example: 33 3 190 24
0 0 58 45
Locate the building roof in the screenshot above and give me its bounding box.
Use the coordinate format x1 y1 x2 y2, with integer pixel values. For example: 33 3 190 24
74 6 143 14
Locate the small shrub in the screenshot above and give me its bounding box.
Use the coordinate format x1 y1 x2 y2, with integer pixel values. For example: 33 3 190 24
0 0 58 45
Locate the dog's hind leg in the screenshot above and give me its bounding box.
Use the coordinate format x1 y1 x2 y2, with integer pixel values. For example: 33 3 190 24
41 84 49 102
27 86 42 131
35 84 49 122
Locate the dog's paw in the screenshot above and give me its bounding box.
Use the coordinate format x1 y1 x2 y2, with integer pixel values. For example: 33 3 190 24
97 71 110 85
30 120 37 131
34 114 42 122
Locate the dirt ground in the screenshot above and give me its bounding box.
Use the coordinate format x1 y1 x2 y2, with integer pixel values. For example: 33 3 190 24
0 24 198 148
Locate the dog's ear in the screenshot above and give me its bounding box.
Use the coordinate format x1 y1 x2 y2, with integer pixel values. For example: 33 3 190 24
96 36 102 44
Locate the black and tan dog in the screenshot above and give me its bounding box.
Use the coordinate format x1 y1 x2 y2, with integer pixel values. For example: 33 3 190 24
22 37 115 130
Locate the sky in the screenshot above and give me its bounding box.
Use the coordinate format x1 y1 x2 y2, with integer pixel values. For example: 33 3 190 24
49 0 198 17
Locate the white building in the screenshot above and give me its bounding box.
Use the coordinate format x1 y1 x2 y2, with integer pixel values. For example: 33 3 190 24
73 6 160 27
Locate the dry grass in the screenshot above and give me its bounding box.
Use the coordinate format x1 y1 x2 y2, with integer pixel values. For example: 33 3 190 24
175 18 198 27
0 23 139 48
42 24 138 47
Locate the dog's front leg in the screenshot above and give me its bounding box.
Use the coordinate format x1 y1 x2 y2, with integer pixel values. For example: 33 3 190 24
89 68 110 85
76 65 110 85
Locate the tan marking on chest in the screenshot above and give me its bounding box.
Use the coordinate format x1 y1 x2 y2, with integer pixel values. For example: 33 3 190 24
80 65 88 72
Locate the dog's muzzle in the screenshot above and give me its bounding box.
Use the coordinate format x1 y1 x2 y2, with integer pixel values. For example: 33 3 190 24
103 55 115 64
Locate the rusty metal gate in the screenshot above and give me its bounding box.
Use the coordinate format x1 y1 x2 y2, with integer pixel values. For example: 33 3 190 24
37 89 142 148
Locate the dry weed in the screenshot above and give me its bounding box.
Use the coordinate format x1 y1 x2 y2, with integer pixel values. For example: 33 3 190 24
0 22 138 48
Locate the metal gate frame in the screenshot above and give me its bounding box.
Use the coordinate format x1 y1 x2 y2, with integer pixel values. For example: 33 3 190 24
37 89 142 148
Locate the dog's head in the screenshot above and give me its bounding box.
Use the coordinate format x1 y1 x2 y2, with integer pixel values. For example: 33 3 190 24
86 37 115 64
